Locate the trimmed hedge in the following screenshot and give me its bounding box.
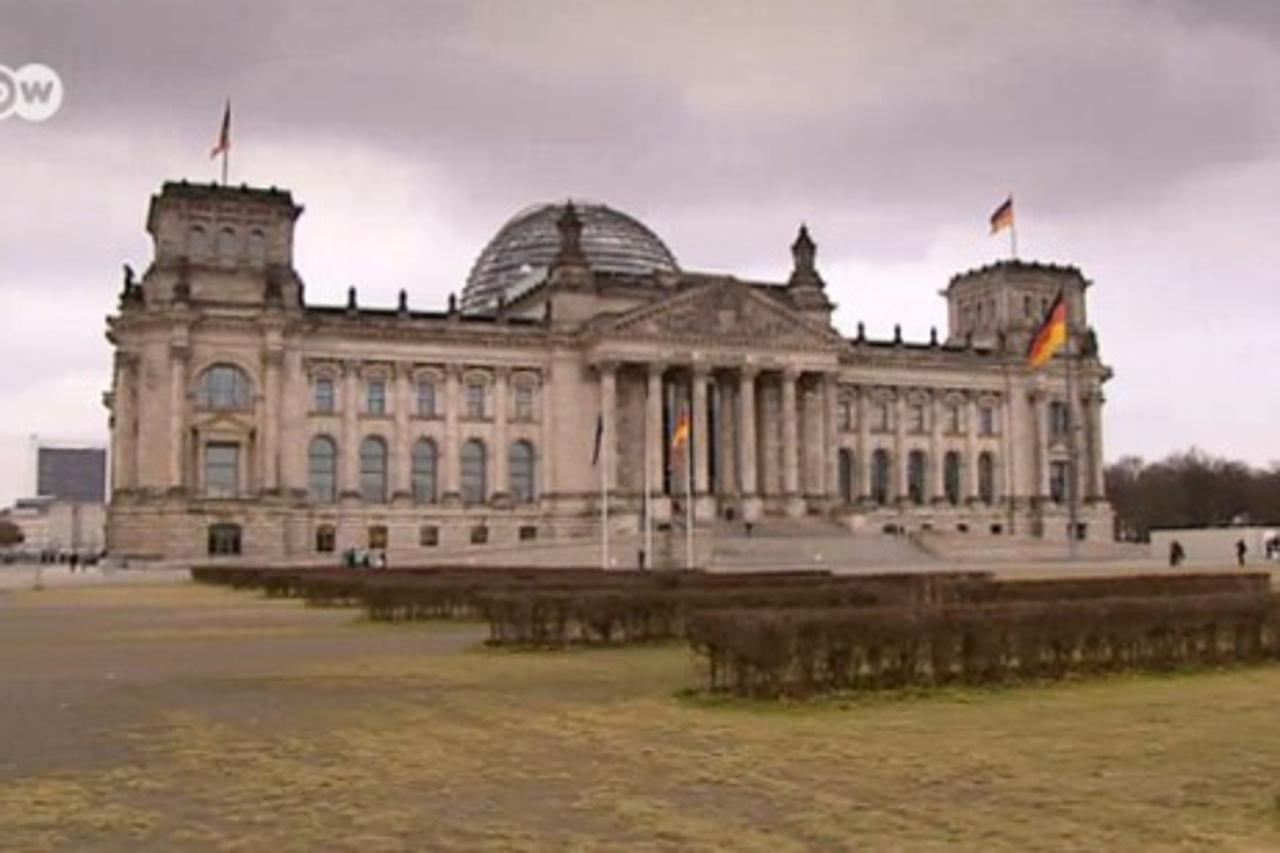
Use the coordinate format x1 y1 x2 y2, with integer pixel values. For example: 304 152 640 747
687 594 1280 698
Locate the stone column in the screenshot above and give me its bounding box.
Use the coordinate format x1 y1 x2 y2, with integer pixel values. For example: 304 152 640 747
782 368 803 516
822 374 838 506
647 363 669 520
717 373 737 498
856 387 871 503
893 390 907 504
929 391 944 503
539 365 554 502
168 343 189 492
1085 391 1105 501
1028 389 1045 503
391 362 412 501
493 367 511 504
600 363 618 495
340 360 360 499
443 364 461 503
113 352 138 492
964 393 979 502
691 365 713 518
262 348 284 494
738 368 760 520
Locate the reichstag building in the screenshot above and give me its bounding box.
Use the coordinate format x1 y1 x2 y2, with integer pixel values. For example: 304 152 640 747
105 181 1113 562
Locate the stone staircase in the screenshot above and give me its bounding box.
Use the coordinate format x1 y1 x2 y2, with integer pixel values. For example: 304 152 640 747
709 516 937 571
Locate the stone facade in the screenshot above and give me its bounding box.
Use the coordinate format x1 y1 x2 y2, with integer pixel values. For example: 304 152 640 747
104 181 1113 562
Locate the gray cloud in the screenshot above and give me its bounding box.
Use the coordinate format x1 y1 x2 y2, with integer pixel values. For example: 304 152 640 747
1 0 1278 504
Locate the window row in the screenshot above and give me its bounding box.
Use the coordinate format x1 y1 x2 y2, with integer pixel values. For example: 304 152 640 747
307 436 537 505
838 399 999 437
188 224 268 267
311 375 537 421
311 522 539 554
834 449 999 507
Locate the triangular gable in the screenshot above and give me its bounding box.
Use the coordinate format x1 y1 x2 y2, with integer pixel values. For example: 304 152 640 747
596 279 843 351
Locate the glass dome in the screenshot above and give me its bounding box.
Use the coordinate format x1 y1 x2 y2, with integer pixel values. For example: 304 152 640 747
462 201 679 313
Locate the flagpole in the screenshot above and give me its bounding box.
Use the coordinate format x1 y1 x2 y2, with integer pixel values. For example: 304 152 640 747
221 149 229 187
1066 333 1080 561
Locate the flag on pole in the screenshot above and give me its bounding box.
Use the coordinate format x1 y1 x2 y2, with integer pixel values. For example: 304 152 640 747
989 195 1014 235
1027 291 1068 369
591 414 604 466
670 411 690 451
210 100 231 159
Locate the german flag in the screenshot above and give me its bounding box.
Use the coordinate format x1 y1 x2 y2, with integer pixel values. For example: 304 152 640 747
989 195 1014 235
1027 292 1068 369
671 411 690 451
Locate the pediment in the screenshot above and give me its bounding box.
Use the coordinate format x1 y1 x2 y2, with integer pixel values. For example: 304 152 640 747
599 280 841 351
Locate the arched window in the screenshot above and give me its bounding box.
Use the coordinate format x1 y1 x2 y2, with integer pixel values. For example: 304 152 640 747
217 227 238 265
872 449 891 505
509 441 536 504
416 380 437 417
978 452 995 505
513 384 535 421
908 450 927 505
360 437 388 503
198 364 252 410
838 449 855 504
308 436 337 503
411 438 438 504
944 451 962 506
461 439 487 505
247 229 267 267
315 524 335 553
188 225 209 260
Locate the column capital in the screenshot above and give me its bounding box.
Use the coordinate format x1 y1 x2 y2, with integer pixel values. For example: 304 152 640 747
342 358 362 377
647 360 668 378
690 362 712 380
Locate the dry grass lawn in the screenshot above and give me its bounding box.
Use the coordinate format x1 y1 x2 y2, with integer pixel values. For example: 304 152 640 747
2 581 1280 850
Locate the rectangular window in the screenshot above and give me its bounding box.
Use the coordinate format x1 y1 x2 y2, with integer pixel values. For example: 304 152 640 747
419 525 439 547
368 525 389 550
514 385 534 421
416 381 436 417
314 378 335 413
315 525 336 553
367 380 387 416
519 525 538 542
979 406 996 436
470 525 489 545
205 443 239 498
466 383 486 419
1049 461 1069 504
1050 401 1070 437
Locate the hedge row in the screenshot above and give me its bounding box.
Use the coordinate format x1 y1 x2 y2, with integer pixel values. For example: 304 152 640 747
687 594 1280 697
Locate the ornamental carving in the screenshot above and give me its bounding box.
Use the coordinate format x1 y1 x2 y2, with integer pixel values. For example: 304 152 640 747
611 282 836 349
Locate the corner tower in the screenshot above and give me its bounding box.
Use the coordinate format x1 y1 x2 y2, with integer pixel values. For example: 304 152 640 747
944 260 1093 355
140 181 305 309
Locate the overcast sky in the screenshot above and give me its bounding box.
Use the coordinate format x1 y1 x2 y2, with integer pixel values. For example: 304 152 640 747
1 0 1277 506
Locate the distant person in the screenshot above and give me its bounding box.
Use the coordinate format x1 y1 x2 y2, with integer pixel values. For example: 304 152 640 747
69 552 79 573
1235 539 1247 567
1168 540 1184 567
744 521 754 538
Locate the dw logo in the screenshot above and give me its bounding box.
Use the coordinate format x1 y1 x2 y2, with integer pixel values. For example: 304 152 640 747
0 63 64 122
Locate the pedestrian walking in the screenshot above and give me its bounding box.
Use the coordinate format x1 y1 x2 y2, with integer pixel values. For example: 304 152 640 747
1235 539 1247 567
